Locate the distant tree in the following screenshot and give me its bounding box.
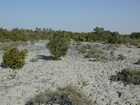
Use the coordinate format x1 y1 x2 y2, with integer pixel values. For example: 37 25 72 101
130 32 140 39
108 31 123 44
93 27 105 35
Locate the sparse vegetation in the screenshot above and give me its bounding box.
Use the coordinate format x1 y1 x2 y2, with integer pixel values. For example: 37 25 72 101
86 47 104 61
0 41 20 51
30 39 35 45
76 44 92 54
78 80 89 87
25 85 94 105
110 50 115 56
0 27 139 105
118 53 126 60
30 58 38 62
76 44 105 61
105 44 117 50
85 44 92 49
110 68 140 85
1 48 27 70
21 41 29 46
77 46 87 53
128 50 132 53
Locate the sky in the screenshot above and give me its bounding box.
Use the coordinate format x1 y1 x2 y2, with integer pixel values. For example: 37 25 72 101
0 0 140 34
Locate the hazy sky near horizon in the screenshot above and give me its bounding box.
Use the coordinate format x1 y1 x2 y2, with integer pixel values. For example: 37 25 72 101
0 0 140 34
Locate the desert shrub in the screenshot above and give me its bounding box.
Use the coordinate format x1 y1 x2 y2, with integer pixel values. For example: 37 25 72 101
129 39 139 47
105 44 117 50
77 46 87 53
110 68 140 85
76 44 92 53
118 53 126 60
86 47 104 61
84 44 92 49
46 34 69 59
25 85 94 105
1 48 27 69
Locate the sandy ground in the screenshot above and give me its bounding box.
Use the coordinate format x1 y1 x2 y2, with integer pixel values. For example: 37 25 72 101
0 40 140 105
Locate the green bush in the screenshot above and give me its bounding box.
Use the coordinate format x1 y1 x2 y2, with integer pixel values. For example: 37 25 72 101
1 48 27 70
25 85 94 105
46 34 69 59
110 68 140 85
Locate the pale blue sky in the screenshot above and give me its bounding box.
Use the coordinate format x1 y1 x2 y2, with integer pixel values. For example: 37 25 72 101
0 0 140 34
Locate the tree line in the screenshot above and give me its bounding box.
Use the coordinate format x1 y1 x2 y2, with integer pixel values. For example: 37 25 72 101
0 27 140 45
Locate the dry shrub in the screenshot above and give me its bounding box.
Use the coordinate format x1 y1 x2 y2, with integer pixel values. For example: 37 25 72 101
25 85 94 105
110 68 140 85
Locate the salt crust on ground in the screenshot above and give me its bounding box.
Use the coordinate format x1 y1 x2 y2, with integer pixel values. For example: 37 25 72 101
0 40 140 105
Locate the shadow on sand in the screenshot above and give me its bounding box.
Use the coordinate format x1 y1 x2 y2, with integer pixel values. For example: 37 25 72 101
37 55 57 60
133 62 140 65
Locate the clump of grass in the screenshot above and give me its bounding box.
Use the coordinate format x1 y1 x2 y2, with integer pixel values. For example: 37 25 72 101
118 53 126 60
110 68 140 85
25 85 94 105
